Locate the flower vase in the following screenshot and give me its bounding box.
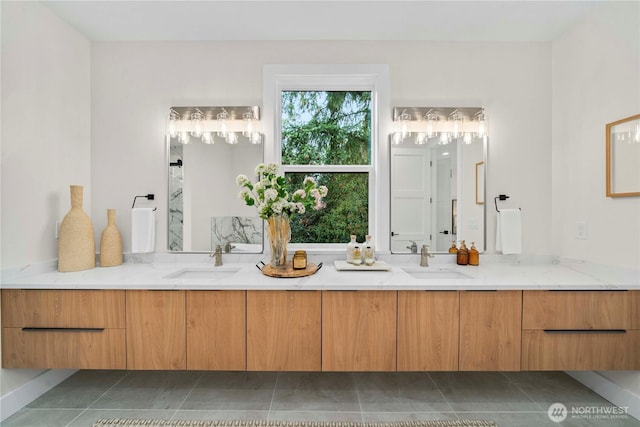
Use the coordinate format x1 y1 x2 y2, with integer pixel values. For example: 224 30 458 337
99 209 123 267
58 185 96 272
266 214 291 268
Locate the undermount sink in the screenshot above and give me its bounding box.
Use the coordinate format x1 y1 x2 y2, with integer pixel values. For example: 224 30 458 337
402 267 472 280
164 266 241 280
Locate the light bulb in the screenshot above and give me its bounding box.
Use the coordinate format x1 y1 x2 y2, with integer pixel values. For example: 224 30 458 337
463 133 472 144
392 133 402 145
217 110 228 138
416 133 426 145
226 132 238 144
180 131 190 144
250 132 262 144
202 132 213 144
439 132 450 145
190 111 203 138
168 110 178 138
243 112 254 137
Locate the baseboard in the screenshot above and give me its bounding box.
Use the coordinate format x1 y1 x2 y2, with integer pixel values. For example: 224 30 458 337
0 369 77 422
567 371 640 421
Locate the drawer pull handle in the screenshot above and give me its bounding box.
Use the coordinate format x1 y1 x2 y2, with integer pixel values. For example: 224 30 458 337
22 327 104 333
543 329 627 334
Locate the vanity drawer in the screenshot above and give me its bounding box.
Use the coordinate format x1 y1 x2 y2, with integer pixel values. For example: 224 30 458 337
522 290 631 330
632 290 640 329
1 289 125 328
1 327 126 369
522 329 640 371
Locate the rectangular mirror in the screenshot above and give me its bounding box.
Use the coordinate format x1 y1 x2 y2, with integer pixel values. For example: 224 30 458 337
390 107 486 253
606 113 640 197
167 106 264 253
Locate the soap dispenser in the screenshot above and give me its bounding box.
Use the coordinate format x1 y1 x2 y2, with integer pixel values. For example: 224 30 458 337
346 235 357 264
363 234 375 266
456 240 469 265
448 241 458 254
468 242 479 266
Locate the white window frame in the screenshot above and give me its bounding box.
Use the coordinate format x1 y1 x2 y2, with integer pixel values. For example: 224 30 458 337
263 64 391 252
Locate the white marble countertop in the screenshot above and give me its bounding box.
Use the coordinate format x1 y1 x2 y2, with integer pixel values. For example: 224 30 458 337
1 253 638 291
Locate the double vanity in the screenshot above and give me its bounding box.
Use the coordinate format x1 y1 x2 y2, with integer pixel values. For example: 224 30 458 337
2 257 639 373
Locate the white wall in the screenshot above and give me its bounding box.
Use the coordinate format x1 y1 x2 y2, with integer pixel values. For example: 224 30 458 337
0 0 91 403
91 41 552 256
551 0 640 401
552 0 640 269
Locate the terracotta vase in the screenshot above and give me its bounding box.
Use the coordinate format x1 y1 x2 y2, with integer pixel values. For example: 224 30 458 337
58 185 95 272
266 214 291 268
99 209 123 267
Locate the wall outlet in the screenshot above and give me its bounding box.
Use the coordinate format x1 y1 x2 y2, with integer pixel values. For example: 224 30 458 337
55 221 62 239
575 221 588 240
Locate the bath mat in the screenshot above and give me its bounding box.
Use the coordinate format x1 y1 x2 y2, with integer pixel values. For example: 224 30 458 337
92 420 497 427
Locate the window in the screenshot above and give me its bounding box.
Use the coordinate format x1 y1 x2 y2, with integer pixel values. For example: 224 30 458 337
281 91 371 243
263 65 391 249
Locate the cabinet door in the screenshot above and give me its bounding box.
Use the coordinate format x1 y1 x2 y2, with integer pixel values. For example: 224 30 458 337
187 290 246 370
632 291 640 330
459 290 522 371
398 291 459 371
1 289 126 369
322 290 397 371
126 290 186 370
247 290 321 371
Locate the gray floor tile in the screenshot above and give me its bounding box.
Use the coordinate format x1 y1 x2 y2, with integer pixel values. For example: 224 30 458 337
361 412 459 422
354 372 451 412
504 372 612 410
91 371 201 410
429 372 539 412
268 411 364 423
179 371 277 410
270 372 360 412
1 409 83 427
67 409 175 426
27 370 127 409
459 411 558 427
171 410 269 422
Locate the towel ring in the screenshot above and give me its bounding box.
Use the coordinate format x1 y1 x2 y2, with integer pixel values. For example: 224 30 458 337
494 194 521 212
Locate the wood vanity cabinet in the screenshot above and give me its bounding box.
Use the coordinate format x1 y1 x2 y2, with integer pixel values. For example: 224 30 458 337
459 290 522 371
186 290 246 370
632 290 640 330
522 290 640 370
322 290 397 371
247 290 321 371
1 289 126 369
125 290 186 370
397 291 459 371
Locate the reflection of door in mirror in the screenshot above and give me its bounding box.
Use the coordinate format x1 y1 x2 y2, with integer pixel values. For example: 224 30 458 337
391 147 431 252
391 135 486 253
168 138 263 252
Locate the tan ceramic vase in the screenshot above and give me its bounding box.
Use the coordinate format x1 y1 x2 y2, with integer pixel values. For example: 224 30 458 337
99 209 123 267
58 185 96 272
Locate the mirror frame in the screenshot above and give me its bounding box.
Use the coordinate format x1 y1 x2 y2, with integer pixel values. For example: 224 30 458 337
606 113 640 197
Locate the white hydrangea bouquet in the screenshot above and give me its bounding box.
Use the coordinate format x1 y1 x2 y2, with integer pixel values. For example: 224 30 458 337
236 162 327 268
236 162 327 220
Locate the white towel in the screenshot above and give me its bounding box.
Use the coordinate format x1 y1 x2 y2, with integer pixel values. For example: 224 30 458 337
496 209 522 254
131 208 156 253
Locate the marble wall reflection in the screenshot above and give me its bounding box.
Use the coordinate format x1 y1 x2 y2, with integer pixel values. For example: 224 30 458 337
211 216 262 251
168 146 183 251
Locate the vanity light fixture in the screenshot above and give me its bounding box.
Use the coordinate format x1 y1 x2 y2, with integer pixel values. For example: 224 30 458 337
391 107 488 145
167 106 263 145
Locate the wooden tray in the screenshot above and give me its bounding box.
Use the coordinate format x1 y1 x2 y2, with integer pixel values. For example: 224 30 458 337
257 261 323 278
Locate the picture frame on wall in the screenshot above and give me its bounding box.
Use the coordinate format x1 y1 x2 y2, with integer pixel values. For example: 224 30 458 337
606 114 640 197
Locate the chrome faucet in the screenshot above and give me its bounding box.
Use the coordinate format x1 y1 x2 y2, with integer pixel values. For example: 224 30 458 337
210 245 223 266
420 245 434 267
224 242 235 253
407 241 418 254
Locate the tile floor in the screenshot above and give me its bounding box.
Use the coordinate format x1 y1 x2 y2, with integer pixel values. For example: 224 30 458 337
2 371 638 427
